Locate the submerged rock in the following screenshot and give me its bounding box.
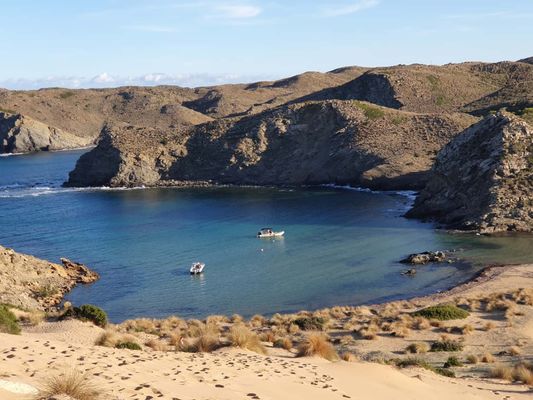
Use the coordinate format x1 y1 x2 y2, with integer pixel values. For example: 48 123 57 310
407 112 533 233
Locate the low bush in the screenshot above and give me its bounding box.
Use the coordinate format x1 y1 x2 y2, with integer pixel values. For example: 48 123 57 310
443 356 463 368
0 305 21 335
75 304 107 327
412 304 469 321
430 338 463 352
396 357 456 378
115 341 142 350
293 316 327 331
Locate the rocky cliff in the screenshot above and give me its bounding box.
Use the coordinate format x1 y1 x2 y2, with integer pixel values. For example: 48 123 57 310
407 113 533 233
0 245 99 310
0 112 93 153
66 100 476 189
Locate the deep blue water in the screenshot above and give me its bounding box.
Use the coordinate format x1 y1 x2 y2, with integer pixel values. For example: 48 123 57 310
1 150 532 322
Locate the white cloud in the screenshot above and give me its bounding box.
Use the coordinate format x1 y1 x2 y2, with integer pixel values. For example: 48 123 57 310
214 5 262 19
0 72 276 90
92 72 115 83
323 0 380 17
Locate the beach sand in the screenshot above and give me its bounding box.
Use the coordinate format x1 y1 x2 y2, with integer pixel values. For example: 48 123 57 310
1 264 532 399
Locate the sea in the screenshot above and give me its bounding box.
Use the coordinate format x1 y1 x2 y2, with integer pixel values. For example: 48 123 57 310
1 150 532 322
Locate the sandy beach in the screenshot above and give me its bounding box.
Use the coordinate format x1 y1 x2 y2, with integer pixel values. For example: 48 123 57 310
1 264 532 400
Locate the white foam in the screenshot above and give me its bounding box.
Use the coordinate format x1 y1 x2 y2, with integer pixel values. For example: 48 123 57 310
0 379 38 394
0 185 146 198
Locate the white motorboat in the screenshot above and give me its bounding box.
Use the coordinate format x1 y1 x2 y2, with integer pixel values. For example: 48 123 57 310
257 228 285 238
190 262 205 275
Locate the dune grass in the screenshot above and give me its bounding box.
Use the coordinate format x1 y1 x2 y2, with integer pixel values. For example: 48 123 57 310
228 325 266 354
296 333 338 361
36 369 101 400
0 304 21 335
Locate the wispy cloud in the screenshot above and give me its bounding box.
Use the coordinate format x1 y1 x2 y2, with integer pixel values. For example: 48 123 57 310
0 72 276 90
214 4 262 19
322 0 380 17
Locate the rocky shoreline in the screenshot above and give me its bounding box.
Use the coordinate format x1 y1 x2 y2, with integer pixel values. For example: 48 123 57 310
0 245 99 311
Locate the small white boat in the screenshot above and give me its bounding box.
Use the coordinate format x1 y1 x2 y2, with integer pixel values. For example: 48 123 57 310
190 262 205 275
257 228 285 238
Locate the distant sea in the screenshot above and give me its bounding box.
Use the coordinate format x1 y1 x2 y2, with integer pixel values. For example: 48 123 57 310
1 150 532 322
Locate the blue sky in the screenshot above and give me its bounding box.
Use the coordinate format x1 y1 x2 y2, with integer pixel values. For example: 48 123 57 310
1 0 532 89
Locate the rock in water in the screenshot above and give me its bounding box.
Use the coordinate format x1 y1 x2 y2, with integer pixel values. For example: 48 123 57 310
400 251 446 264
0 112 92 154
407 112 533 233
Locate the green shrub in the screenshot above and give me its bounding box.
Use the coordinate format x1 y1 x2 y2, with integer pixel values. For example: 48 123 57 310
75 304 107 327
443 356 463 368
395 357 456 377
430 339 463 352
0 305 21 335
435 367 456 377
293 316 327 331
115 341 142 350
412 304 469 321
353 101 385 120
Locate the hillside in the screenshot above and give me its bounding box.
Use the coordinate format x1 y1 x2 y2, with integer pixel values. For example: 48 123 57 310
66 100 476 190
1 59 531 155
407 112 533 233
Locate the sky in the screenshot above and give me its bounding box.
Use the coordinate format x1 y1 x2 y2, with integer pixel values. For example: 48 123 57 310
0 0 532 89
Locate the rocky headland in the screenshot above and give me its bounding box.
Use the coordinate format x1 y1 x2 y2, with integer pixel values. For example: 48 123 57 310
0 245 99 310
407 113 533 233
0 112 92 153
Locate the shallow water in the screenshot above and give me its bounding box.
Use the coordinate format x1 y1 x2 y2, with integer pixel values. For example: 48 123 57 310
0 150 531 322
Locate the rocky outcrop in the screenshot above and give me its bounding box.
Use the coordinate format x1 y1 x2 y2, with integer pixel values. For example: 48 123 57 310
400 251 446 264
0 245 99 310
0 112 92 154
66 100 476 190
407 113 533 233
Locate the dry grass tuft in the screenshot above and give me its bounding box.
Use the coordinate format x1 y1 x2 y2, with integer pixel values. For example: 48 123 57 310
483 321 496 331
405 342 429 354
411 316 431 330
228 325 266 355
181 334 221 353
36 369 102 400
513 364 533 385
145 338 169 351
273 337 293 350
466 354 478 364
490 365 514 381
509 346 522 356
481 353 495 363
340 352 358 362
296 333 338 361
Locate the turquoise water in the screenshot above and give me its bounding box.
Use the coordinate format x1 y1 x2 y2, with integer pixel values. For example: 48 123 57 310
0 151 532 322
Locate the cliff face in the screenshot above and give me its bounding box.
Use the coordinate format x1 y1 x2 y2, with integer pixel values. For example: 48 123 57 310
407 113 533 233
0 112 92 153
66 100 476 190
